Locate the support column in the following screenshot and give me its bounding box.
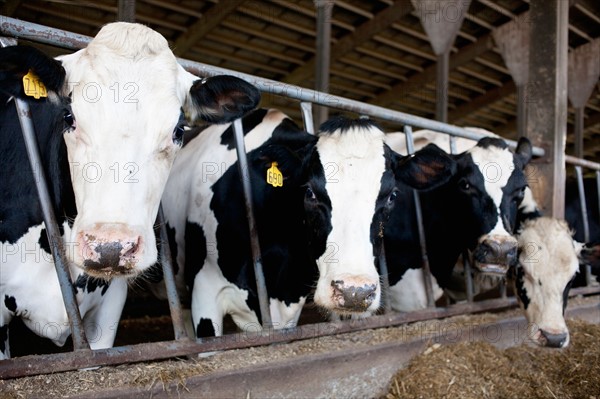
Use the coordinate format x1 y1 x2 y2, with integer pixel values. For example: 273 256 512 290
411 0 471 122
314 0 333 128
525 0 569 218
118 0 136 22
567 39 600 159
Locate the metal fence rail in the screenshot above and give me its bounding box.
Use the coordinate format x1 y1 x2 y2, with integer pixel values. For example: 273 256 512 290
1 17 598 379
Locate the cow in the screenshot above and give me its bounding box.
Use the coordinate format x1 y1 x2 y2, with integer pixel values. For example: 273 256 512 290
159 109 457 338
384 136 535 311
513 216 582 348
0 22 260 359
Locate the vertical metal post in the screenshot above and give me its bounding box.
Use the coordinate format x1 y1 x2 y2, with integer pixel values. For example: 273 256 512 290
300 102 315 135
378 242 392 314
575 166 593 286
314 0 333 128
404 125 435 308
157 205 188 340
574 107 585 159
117 0 136 22
232 118 272 328
436 51 449 123
14 98 90 351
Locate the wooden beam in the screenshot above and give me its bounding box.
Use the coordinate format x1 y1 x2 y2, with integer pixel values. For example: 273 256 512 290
526 0 570 217
282 0 414 85
370 33 495 107
173 0 246 56
449 81 516 122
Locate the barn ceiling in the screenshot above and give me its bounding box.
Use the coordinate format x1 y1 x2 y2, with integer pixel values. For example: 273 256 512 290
2 0 600 161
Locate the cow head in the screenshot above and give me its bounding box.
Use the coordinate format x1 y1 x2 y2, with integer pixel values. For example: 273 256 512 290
455 137 533 274
264 117 456 315
5 23 260 278
513 217 580 348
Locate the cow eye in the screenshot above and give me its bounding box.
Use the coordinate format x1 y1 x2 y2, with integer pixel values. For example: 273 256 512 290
172 125 185 145
387 190 398 206
459 178 470 191
305 187 317 201
63 111 75 130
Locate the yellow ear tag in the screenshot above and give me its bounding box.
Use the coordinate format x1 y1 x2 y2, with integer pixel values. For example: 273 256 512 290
22 70 48 99
267 162 283 187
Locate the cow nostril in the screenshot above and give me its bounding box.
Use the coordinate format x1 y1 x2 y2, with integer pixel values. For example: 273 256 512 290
540 330 568 348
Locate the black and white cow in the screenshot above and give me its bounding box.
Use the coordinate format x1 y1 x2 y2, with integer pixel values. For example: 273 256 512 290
513 216 582 348
384 136 534 311
0 23 259 358
160 109 456 337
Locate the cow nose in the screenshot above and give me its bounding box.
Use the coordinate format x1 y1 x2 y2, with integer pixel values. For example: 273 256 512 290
540 330 568 348
78 224 142 276
474 236 518 273
331 279 378 311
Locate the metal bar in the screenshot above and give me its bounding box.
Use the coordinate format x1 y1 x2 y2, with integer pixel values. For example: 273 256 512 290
565 155 600 170
232 118 272 328
462 250 475 303
436 51 449 123
378 241 392 314
597 171 600 240
157 205 188 341
13 98 90 351
576 166 593 286
314 0 333 127
0 17 545 158
574 107 585 159
300 102 315 134
449 135 458 154
117 0 136 22
404 125 435 308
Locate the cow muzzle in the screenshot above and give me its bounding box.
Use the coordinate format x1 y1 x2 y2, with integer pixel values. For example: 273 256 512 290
330 277 379 313
76 223 143 279
533 328 569 348
473 235 518 275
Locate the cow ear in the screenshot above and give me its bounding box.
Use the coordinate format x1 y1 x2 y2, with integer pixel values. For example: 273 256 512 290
0 45 65 99
187 75 261 124
394 143 456 190
515 137 533 166
258 138 316 186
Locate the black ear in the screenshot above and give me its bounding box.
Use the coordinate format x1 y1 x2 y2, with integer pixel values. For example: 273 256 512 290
0 45 65 99
258 134 317 187
515 137 533 166
394 143 456 190
189 75 261 124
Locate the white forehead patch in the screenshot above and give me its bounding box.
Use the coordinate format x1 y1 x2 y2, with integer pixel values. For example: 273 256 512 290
468 145 515 236
315 126 386 269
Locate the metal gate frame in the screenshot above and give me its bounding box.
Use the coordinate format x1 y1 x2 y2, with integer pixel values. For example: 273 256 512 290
0 17 598 379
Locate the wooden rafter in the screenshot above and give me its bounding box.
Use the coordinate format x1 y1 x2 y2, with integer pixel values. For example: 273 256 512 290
173 0 246 56
281 0 414 85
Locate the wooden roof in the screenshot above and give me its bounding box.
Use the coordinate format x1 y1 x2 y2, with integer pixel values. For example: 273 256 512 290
3 0 600 161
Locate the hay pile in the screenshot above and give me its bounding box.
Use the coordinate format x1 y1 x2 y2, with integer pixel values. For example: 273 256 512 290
385 319 600 399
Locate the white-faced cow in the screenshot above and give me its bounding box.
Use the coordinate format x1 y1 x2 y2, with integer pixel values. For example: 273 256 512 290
160 109 456 338
513 216 581 348
0 23 259 358
384 136 536 311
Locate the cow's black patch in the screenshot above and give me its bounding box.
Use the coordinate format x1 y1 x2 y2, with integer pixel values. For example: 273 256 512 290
515 266 530 309
4 296 17 313
184 221 208 291
0 324 8 354
196 318 215 338
166 223 179 276
73 274 110 295
318 115 379 135
220 108 269 149
476 137 508 150
562 276 574 314
38 224 65 255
